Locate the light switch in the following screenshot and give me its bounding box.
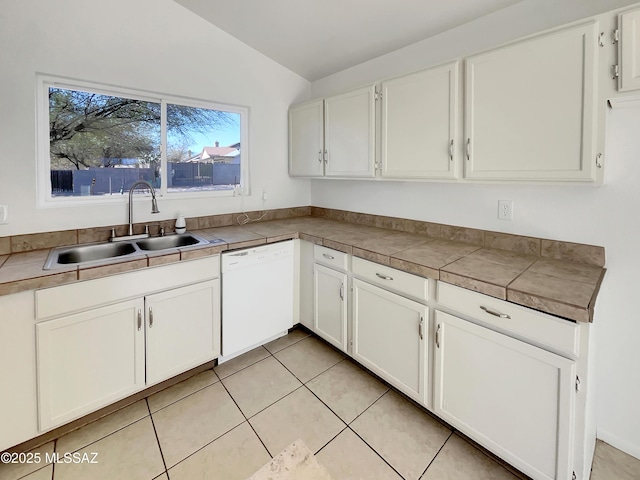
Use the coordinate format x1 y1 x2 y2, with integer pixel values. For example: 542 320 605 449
0 205 8 225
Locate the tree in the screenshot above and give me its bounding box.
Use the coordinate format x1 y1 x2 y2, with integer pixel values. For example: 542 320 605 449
49 87 237 169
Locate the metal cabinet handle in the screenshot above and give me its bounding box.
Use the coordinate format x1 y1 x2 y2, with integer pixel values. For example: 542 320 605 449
480 305 511 319
449 139 454 161
322 253 335 260
466 138 471 161
339 282 344 301
435 323 441 348
323 149 328 164
149 307 154 327
137 309 142 331
318 150 322 163
375 273 393 281
419 316 424 340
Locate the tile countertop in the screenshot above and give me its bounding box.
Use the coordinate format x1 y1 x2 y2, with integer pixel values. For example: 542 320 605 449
0 217 606 323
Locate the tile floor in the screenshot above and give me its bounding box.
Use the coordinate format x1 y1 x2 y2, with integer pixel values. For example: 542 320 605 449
2 329 640 480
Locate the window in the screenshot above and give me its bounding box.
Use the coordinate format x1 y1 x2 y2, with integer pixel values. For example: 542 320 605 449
37 75 248 205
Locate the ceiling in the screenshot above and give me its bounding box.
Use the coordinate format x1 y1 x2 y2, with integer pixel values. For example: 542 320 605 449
174 0 522 81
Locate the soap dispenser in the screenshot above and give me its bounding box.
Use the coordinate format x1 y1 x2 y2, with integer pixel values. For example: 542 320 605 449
175 215 186 234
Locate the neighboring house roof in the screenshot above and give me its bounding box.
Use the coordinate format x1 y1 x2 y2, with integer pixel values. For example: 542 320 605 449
201 146 237 159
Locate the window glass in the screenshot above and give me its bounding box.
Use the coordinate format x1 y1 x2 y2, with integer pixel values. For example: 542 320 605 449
166 104 241 193
49 87 161 197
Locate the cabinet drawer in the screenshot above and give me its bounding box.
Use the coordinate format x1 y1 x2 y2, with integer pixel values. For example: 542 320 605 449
352 257 428 302
437 281 579 357
314 245 349 271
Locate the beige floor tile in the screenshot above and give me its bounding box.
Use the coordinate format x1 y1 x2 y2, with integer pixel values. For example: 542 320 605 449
56 400 149 454
54 417 164 480
152 382 245 467
20 464 53 480
250 387 345 456
168 422 270 480
263 329 311 354
591 439 640 480
153 475 168 480
420 434 517 480
351 390 451 480
0 442 54 480
214 346 270 379
307 360 389 424
316 428 402 480
147 369 219 413
222 356 302 418
274 336 345 383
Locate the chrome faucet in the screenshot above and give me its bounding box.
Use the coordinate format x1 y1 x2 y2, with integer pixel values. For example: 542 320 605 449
128 180 159 236
110 180 159 242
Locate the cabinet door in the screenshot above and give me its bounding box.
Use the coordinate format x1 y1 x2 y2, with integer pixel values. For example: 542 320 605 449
314 264 348 351
464 22 598 181
36 299 145 431
145 280 220 385
352 279 427 403
289 99 325 177
619 8 640 92
381 62 459 179
433 311 575 480
324 85 376 178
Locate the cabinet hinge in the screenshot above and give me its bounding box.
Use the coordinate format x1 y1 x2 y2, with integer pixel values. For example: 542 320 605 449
612 28 620 44
596 153 603 169
575 375 581 393
613 64 620 79
374 90 382 101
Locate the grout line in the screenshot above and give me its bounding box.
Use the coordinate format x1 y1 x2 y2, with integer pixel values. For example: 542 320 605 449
214 346 271 381
419 430 454 479
347 426 409 480
147 398 169 476
313 424 349 457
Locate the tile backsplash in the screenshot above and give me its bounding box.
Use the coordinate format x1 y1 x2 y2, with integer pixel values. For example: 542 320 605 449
0 205 605 267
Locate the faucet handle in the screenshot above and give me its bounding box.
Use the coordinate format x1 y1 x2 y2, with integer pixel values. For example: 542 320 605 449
144 225 150 235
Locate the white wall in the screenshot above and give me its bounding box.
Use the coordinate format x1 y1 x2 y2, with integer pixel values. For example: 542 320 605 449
0 0 311 236
308 0 640 460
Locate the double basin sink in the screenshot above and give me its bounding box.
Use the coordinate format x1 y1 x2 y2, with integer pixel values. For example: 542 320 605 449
44 232 215 269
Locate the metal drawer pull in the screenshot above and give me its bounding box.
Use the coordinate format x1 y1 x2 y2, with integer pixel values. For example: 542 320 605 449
137 309 142 331
322 253 335 260
149 307 154 327
318 150 322 163
339 282 344 301
419 316 424 340
466 138 471 161
435 323 441 348
375 273 393 281
449 139 454 161
480 305 511 319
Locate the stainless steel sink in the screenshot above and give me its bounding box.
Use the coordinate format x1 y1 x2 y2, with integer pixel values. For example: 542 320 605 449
53 242 138 266
44 232 212 269
135 233 208 251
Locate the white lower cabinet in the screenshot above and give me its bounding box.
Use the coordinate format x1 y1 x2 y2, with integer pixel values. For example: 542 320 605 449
145 280 220 385
352 278 427 404
433 310 576 480
35 259 221 432
36 299 146 431
314 264 348 352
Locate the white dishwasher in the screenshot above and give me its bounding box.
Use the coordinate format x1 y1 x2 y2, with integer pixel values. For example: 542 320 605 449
219 240 294 363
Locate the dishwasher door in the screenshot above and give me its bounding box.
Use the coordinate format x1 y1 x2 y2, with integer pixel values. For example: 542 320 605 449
220 240 294 362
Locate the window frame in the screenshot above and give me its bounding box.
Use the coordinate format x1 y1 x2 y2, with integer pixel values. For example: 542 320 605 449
36 74 250 207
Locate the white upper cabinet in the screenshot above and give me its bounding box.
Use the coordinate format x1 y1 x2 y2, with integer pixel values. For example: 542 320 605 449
324 85 376 178
381 62 459 179
464 22 599 182
618 7 640 92
289 99 325 177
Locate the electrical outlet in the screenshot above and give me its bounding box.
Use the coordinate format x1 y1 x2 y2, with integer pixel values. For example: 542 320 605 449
498 200 513 221
0 205 7 225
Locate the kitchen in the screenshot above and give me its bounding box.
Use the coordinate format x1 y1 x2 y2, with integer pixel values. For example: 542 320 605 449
1 0 640 479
